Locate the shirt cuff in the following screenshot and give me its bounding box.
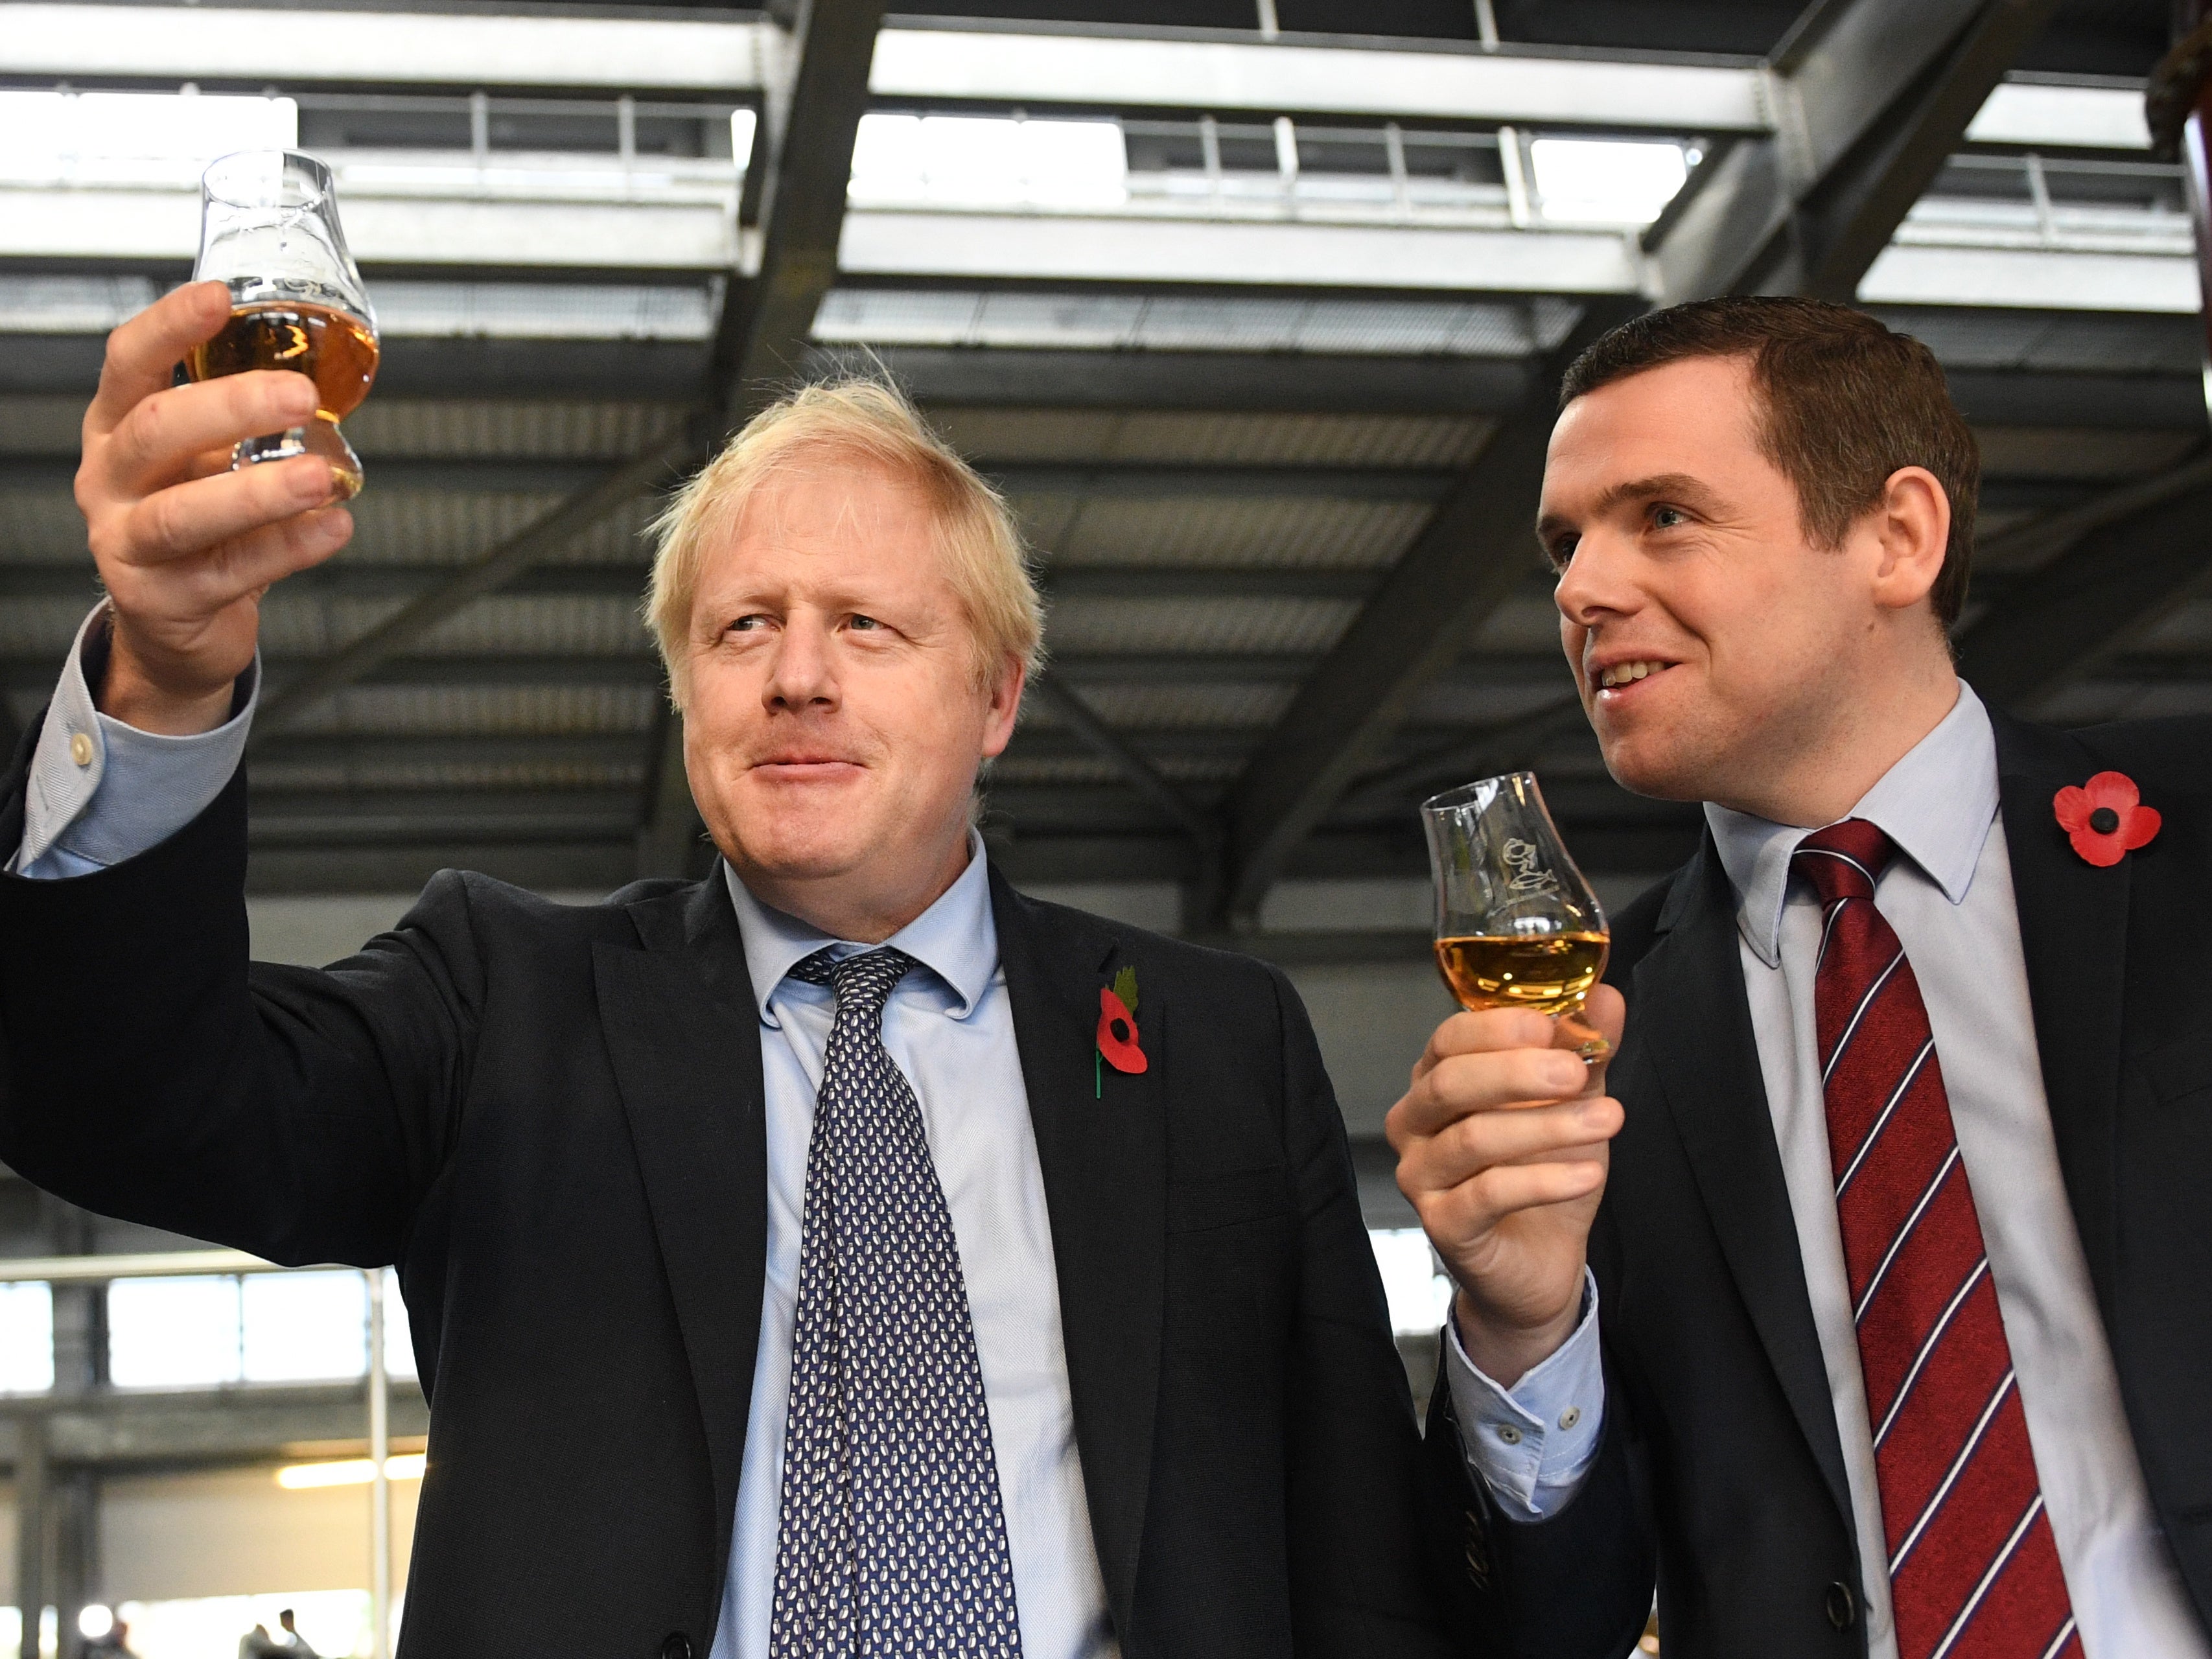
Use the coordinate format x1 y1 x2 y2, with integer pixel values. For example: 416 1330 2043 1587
1442 1268 1605 1522
9 602 259 878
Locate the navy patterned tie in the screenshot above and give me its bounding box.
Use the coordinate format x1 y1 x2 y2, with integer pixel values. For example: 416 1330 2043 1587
769 946 1025 1659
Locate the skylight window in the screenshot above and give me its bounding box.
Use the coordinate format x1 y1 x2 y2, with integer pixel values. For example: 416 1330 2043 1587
1529 136 1688 226
0 1283 53 1394
851 113 1127 210
0 90 297 185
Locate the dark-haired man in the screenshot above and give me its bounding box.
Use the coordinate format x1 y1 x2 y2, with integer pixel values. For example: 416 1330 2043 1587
1391 297 2211 1658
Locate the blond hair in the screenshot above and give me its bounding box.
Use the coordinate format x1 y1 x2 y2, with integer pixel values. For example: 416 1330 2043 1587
644 378 1045 706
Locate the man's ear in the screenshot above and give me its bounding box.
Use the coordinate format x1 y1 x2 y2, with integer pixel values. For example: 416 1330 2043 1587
981 655 1027 758
1866 465 1950 616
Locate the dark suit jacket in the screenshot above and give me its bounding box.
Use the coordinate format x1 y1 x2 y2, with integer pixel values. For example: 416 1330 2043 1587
0 753 1463 1659
1425 706 2212 1659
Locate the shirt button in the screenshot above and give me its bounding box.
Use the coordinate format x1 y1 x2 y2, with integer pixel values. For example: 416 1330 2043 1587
69 731 93 767
1559 1405 1582 1430
1495 1424 1522 1445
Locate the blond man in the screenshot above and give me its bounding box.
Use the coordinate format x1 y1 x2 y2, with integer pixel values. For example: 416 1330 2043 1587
0 284 1463 1659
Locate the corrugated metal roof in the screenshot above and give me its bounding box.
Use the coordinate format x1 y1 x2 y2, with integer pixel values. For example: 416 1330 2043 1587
254 594 655 656
932 408 1489 467
1045 498 1432 568
1469 594 1568 653
1021 681 1294 729
0 397 83 458
0 493 99 563
1973 426 2199 480
1873 305 2197 374
251 758 646 793
988 754 1245 787
340 490 657 564
347 400 684 458
1043 594 1358 655
271 683 661 736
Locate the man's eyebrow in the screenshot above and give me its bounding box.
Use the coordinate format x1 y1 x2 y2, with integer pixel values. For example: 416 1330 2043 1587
1533 472 1721 541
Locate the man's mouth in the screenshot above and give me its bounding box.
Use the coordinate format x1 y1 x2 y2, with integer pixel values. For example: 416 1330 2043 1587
1593 658 1675 691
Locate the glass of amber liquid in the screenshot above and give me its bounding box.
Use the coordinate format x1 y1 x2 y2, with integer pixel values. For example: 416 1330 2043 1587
1422 771 1611 1060
187 150 378 500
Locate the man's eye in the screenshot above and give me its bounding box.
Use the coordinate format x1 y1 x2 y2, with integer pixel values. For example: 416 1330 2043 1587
1546 536 1578 571
848 613 882 631
1652 505 1687 529
727 614 768 633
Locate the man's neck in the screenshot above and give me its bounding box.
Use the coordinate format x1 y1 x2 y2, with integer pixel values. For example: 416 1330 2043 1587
734 829 974 944
1716 662 1961 828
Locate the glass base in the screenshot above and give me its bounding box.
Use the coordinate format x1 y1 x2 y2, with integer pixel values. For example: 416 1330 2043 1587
232 419 362 501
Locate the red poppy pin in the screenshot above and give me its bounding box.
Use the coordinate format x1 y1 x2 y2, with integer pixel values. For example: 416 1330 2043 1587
2053 771 2161 868
1096 964 1147 1096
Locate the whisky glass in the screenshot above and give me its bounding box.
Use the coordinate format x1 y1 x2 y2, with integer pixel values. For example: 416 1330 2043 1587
187 150 379 499
1421 771 1611 1060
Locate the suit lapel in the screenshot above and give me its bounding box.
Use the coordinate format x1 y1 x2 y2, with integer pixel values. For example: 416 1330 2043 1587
1633 838 1855 1526
1988 708 2128 1312
988 868 1167 1638
594 872 769 1557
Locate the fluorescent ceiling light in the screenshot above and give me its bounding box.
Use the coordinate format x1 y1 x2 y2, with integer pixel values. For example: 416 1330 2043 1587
732 108 759 172
0 90 297 186
276 1452 428 1490
1528 137 1687 226
852 113 1126 210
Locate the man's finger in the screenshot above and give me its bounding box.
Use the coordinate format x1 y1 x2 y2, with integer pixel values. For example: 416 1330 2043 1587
86 282 232 437
1418 1159 1607 1242
112 454 338 568
106 506 353 630
1422 1007 1557 1069
1393 1043 1590 1141
104 372 321 491
1402 1096 1619 1194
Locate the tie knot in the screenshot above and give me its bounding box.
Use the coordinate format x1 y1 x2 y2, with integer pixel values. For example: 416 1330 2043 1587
787 946 917 1021
1791 818 1895 906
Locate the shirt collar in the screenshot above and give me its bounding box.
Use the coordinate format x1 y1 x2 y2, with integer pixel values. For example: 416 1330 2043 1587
1703 681 2000 968
721 831 999 1026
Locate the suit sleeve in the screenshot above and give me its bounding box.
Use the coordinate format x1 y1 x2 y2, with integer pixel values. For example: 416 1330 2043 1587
1420 1205 1658 1659
0 756 482 1269
1265 963 1469 1657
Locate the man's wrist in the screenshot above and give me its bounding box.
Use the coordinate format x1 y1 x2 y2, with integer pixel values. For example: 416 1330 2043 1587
96 625 239 737
1452 1286 1585 1391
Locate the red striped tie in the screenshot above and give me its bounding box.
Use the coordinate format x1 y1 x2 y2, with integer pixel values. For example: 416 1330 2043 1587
1794 821 2079 1659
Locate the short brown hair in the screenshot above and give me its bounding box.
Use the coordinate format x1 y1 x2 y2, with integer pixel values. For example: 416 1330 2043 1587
1558 297 1979 628
646 378 1045 707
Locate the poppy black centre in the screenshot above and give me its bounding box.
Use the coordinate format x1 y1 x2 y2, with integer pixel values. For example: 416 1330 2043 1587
1110 1018 1131 1042
2089 807 2120 834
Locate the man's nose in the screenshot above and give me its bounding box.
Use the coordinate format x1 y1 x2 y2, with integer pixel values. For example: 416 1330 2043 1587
1554 531 1636 628
764 618 837 707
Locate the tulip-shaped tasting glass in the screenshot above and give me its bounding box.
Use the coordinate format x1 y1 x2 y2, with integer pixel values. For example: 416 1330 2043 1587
1421 771 1611 1060
186 149 378 500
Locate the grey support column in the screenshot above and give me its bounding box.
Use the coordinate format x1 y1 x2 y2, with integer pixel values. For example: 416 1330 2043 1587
15 1413 45 1659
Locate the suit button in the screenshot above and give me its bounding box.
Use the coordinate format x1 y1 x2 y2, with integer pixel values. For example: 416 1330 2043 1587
1824 1581 1856 1632
661 1636 692 1659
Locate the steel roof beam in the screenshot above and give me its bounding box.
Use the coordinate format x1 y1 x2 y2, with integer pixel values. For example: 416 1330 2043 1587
1648 0 2065 305
1955 472 2212 711
1208 299 1633 923
1205 0 2067 925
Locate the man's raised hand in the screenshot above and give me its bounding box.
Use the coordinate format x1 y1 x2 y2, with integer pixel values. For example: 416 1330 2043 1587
76 281 355 734
1386 984 1626 1387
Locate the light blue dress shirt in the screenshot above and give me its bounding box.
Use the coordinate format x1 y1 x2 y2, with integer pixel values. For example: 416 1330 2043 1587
11 603 1120 1659
1447 682 2207 1659
716 853 1115 1659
